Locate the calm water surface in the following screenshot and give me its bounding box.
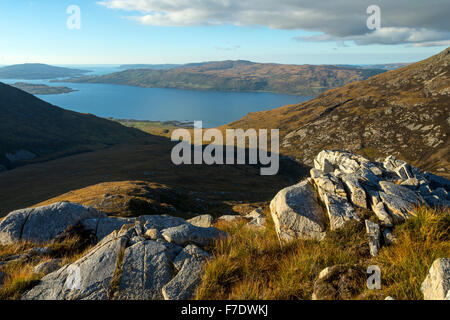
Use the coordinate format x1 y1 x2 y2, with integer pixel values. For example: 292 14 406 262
1 66 312 128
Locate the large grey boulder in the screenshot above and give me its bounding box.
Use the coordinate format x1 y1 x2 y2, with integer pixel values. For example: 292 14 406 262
22 230 128 300
95 217 135 242
320 191 359 230
341 174 368 209
21 214 220 301
33 259 62 275
314 150 370 175
372 201 394 227
162 259 205 300
139 215 188 232
0 208 31 245
379 192 415 223
161 223 226 247
312 174 347 198
187 215 214 228
83 214 190 243
270 180 326 243
421 258 450 300
0 202 106 245
115 240 172 300
379 181 422 204
217 215 245 223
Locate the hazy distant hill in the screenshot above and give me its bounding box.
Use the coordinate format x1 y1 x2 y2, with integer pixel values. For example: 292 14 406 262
335 63 410 71
225 48 450 175
119 64 182 70
0 82 148 170
58 60 385 96
0 63 90 80
11 82 75 95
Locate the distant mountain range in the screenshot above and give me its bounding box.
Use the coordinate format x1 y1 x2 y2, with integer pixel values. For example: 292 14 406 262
0 82 148 170
224 47 450 176
335 63 410 71
0 63 90 80
119 64 182 70
57 60 385 96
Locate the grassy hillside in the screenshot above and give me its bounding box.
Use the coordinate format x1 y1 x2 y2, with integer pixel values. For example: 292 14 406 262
224 47 450 176
0 82 148 169
57 60 384 96
0 63 89 80
11 82 75 95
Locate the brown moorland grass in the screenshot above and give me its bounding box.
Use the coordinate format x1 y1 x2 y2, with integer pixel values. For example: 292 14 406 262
0 136 307 217
0 233 96 300
196 206 449 300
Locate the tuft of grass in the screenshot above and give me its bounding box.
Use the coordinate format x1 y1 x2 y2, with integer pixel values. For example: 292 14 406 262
0 227 97 300
195 209 369 300
0 263 42 300
363 206 450 300
107 241 127 300
196 205 449 300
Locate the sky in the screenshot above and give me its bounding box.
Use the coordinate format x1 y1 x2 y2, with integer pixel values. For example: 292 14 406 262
0 0 449 65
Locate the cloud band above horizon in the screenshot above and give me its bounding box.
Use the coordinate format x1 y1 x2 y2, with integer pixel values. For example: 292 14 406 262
97 0 450 47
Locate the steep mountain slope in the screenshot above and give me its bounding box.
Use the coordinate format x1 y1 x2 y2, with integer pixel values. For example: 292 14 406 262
225 48 450 176
0 63 89 80
58 60 384 96
0 82 148 169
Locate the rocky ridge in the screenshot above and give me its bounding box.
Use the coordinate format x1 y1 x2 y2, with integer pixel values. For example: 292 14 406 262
271 150 449 248
225 47 450 175
0 150 448 300
0 201 264 300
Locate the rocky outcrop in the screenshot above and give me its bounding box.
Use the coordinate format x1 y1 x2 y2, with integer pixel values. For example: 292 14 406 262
0 202 106 245
245 208 266 229
162 245 211 300
270 150 449 245
33 259 62 275
20 210 224 300
311 150 449 225
0 200 227 300
161 223 226 247
115 240 173 300
270 180 327 243
421 258 450 300
187 215 213 228
22 229 128 300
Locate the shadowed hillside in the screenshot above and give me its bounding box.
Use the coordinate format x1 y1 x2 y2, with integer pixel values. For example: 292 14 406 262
224 48 450 176
0 82 149 170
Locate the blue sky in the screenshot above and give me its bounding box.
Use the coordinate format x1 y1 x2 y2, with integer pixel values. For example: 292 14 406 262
0 0 448 65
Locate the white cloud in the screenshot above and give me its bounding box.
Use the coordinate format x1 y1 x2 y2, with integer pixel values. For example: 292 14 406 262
98 0 450 46
298 27 450 46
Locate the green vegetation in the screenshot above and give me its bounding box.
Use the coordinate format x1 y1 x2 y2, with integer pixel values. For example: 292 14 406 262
11 82 75 95
58 60 384 96
196 206 449 300
0 63 89 80
114 119 193 138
